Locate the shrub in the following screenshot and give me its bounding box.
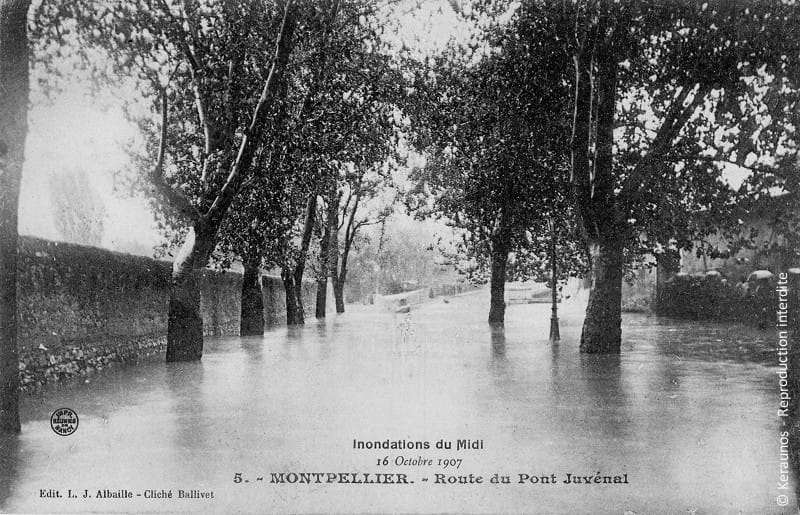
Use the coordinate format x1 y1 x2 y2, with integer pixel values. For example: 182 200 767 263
658 273 759 322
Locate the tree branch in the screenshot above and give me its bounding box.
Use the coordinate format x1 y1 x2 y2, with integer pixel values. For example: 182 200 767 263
615 121 657 135
157 0 202 72
204 0 297 226
150 89 201 223
224 57 237 132
620 83 710 199
568 12 597 231
277 0 341 172
179 0 205 66
293 193 318 282
343 185 362 245
338 185 353 232
667 153 786 178
157 0 216 185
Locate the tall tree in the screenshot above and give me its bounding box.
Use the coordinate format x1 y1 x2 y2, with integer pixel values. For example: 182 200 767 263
212 0 400 326
277 0 402 320
34 0 302 360
315 184 339 318
559 1 800 352
276 8 338 325
213 2 335 335
0 0 30 433
332 165 394 313
407 10 579 326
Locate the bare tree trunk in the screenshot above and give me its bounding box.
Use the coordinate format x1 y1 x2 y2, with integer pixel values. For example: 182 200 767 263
579 41 623 352
165 2 297 359
570 24 625 353
167 272 203 361
488 242 509 327
240 256 264 336
333 279 345 313
335 194 359 314
281 267 302 325
315 228 329 319
167 226 218 362
549 220 560 341
333 221 351 311
315 196 335 319
0 0 29 434
287 194 316 324
328 198 341 314
333 233 354 312
580 241 623 353
292 278 306 322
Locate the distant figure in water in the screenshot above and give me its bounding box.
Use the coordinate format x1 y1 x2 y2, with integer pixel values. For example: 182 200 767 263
442 298 449 304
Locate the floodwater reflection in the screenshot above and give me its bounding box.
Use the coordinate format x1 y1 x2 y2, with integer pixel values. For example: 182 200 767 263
578 353 629 441
0 295 793 514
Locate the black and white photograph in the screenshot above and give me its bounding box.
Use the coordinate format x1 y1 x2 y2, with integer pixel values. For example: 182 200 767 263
1 0 800 513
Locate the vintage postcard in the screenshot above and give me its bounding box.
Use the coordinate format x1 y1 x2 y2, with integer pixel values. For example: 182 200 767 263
1 0 798 513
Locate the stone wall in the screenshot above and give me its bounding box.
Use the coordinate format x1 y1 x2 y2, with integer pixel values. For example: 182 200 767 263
16 237 312 389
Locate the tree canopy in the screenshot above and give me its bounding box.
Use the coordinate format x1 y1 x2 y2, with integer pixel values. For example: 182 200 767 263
405 1 586 323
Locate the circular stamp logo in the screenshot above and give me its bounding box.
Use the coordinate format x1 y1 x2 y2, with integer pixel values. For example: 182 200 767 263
50 408 78 436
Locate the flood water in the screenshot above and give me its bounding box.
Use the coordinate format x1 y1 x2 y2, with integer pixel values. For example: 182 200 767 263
0 292 794 514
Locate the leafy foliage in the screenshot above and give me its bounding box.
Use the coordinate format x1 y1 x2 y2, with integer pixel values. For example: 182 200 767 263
405 3 586 285
32 0 309 255
211 0 405 277
557 0 800 260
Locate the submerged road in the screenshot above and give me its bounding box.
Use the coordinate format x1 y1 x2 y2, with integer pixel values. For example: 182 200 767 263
0 293 793 514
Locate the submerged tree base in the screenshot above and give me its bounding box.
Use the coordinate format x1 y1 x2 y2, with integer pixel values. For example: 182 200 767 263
282 271 305 325
579 242 623 354
334 284 345 314
315 279 327 319
488 307 505 327
166 279 204 362
579 333 621 354
240 263 265 336
488 244 508 327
